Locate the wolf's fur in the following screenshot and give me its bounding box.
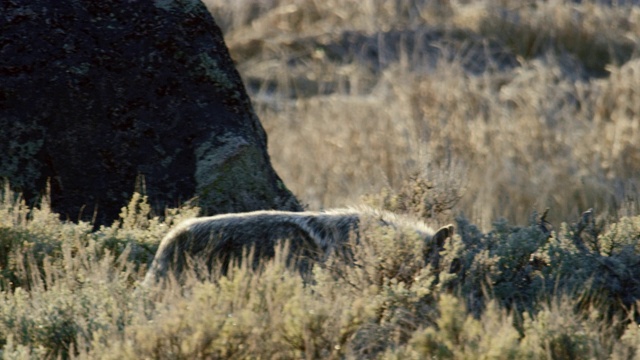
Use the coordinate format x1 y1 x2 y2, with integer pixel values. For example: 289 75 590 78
143 207 454 285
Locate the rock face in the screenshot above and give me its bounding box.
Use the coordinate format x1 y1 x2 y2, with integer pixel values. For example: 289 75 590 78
0 0 302 225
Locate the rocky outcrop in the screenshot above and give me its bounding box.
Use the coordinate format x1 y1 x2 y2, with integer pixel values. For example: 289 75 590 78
0 0 302 225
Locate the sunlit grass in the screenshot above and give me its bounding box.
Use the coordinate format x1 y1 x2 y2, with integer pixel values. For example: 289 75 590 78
204 0 640 229
1 186 640 358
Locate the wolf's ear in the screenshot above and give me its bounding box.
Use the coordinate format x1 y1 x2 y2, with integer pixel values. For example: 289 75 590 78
432 224 454 249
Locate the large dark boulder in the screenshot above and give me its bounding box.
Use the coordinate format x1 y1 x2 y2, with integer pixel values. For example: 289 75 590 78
0 0 302 225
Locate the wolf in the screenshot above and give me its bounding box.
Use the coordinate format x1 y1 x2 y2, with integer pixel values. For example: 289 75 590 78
142 207 454 285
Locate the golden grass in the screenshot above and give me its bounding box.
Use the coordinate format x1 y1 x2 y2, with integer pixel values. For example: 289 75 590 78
204 0 640 229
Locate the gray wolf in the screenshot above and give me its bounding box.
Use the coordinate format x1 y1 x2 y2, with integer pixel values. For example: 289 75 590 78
143 207 454 285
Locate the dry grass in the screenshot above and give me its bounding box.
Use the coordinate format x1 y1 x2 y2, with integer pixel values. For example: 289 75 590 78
204 0 640 229
2 189 640 358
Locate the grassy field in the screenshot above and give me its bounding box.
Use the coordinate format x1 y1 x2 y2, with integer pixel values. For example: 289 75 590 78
2 0 640 358
206 0 640 229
